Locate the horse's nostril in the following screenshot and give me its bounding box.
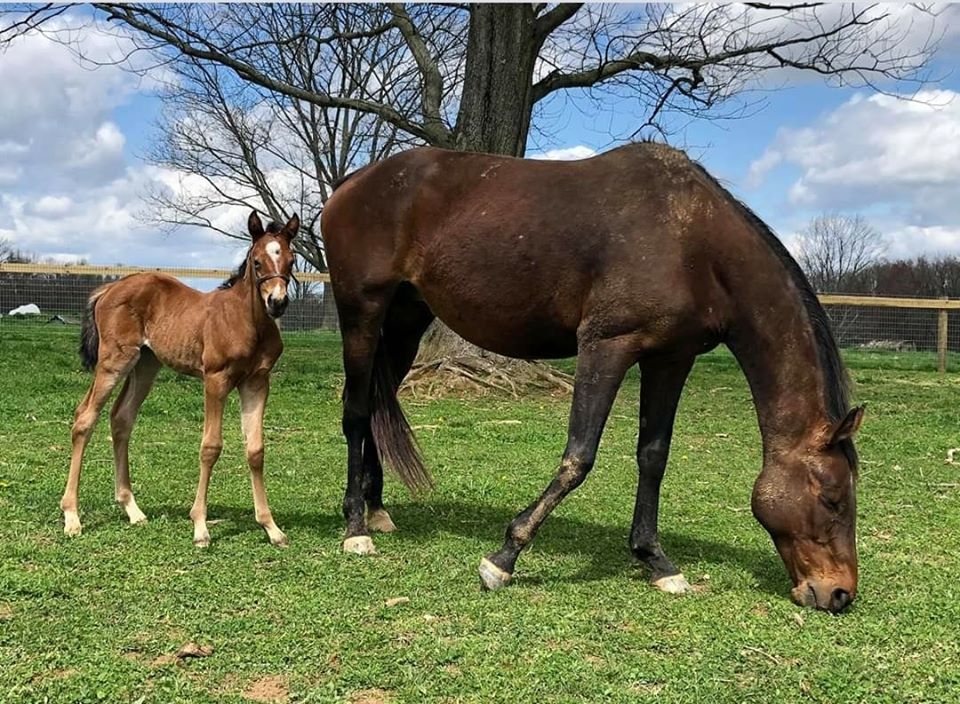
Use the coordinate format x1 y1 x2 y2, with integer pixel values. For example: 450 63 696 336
830 588 851 612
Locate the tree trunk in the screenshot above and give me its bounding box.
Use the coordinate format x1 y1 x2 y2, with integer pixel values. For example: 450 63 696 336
408 4 573 396
454 4 538 157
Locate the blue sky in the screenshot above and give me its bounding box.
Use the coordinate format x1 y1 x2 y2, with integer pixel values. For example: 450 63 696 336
2 6 960 271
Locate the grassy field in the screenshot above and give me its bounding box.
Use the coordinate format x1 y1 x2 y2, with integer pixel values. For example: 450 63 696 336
1 326 959 703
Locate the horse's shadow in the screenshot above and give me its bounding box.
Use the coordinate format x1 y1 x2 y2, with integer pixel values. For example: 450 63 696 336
170 498 787 599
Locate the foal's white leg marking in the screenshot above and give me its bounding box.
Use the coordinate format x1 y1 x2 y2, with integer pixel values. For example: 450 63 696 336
366 508 397 533
478 558 512 591
63 511 82 537
652 573 691 595
123 497 148 525
343 536 377 555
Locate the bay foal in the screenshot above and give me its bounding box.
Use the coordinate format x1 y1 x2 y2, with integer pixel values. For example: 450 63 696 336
61 212 299 547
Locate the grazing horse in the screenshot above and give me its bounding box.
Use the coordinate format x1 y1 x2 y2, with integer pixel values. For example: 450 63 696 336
61 212 299 548
321 144 864 613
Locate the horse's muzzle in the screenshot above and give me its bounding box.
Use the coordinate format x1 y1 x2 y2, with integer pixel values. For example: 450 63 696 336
267 295 289 319
792 580 855 614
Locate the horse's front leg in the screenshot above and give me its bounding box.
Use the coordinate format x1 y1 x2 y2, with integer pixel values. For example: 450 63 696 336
479 335 637 590
191 373 229 547
630 357 694 594
239 372 288 547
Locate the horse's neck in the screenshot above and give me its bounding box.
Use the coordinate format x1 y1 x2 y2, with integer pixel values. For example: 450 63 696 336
227 268 270 332
726 289 829 459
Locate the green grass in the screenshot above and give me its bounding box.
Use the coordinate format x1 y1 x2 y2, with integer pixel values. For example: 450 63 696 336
1 327 959 703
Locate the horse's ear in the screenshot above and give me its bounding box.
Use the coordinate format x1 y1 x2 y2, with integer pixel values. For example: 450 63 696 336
248 210 266 241
282 213 300 241
828 405 865 446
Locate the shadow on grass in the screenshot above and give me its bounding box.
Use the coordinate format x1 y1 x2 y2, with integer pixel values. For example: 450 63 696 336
128 498 787 599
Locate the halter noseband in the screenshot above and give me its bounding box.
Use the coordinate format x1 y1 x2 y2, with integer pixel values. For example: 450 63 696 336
256 272 295 287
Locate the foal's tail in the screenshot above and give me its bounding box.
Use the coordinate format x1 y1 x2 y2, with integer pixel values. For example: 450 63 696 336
370 340 434 494
79 285 109 371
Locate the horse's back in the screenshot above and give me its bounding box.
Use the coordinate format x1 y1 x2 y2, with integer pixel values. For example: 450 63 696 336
323 144 744 358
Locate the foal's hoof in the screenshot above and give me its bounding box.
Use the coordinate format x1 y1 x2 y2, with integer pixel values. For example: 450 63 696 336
342 536 377 555
270 532 290 548
63 518 82 537
193 536 211 549
479 558 512 591
652 573 691 595
367 509 397 533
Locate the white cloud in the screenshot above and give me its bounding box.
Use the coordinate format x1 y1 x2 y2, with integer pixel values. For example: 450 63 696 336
749 89 960 257
532 145 598 161
0 16 243 268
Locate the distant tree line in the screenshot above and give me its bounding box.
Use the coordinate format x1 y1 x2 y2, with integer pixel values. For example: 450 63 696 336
795 214 960 353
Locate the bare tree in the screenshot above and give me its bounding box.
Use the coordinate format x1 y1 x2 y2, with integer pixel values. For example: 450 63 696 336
797 213 887 293
9 3 943 390
143 5 415 274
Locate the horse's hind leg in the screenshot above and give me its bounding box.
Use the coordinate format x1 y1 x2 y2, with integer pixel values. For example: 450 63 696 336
61 347 140 536
364 293 434 533
339 292 393 555
630 357 694 594
239 372 288 547
479 335 637 590
110 351 161 526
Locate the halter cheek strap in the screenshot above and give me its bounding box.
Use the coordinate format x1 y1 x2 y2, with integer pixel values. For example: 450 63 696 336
256 272 295 286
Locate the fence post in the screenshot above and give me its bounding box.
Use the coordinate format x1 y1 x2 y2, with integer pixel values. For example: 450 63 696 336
937 306 948 373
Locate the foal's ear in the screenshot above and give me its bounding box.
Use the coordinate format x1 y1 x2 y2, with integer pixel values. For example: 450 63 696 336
248 210 266 241
281 213 300 241
828 405 865 446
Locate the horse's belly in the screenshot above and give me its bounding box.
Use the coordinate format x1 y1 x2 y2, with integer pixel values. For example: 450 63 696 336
417 285 579 359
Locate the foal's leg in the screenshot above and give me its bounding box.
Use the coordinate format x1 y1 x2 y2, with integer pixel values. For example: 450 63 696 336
110 352 161 526
630 357 694 594
479 336 637 590
239 372 288 547
62 348 140 536
190 373 230 547
364 297 434 533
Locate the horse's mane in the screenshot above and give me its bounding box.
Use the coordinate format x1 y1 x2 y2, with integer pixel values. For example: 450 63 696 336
687 159 858 468
219 221 284 289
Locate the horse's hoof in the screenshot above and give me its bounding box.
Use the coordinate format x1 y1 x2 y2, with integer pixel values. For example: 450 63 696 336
367 509 397 533
270 532 290 548
343 536 376 555
129 512 148 526
652 573 691 595
193 536 211 548
479 558 512 591
63 519 82 537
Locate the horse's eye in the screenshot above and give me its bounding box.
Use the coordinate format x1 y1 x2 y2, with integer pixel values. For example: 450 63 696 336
254 260 262 271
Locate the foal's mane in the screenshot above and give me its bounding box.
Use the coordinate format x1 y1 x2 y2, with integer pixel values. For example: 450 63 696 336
219 221 284 289
688 159 858 467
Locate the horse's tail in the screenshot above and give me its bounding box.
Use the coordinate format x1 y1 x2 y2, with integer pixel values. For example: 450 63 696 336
369 339 433 494
79 285 109 371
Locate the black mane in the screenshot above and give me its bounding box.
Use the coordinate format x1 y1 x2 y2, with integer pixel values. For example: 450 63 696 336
219 221 284 289
689 160 857 465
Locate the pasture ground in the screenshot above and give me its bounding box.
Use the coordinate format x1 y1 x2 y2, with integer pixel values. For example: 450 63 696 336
1 326 959 703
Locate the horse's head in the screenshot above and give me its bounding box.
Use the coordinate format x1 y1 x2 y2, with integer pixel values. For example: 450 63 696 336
247 211 299 318
751 405 864 613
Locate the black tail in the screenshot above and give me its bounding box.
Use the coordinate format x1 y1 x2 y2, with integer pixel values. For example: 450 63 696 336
78 288 103 371
369 339 434 494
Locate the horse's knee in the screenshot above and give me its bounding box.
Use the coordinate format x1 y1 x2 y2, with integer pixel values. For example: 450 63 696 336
558 454 594 490
637 438 669 472
246 446 264 470
200 443 222 466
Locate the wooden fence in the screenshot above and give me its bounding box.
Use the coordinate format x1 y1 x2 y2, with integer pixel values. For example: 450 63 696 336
0 264 956 371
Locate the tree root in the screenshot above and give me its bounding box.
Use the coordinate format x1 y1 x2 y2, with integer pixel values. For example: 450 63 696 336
401 355 573 399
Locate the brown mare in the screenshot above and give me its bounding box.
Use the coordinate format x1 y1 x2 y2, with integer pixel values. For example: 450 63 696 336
322 144 864 613
61 212 299 548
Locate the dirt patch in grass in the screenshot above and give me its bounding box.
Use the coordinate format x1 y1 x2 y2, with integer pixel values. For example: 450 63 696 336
243 675 288 703
349 688 393 704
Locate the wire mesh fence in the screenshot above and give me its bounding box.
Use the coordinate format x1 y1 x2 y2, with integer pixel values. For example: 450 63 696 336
1 265 957 371
0 264 338 333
